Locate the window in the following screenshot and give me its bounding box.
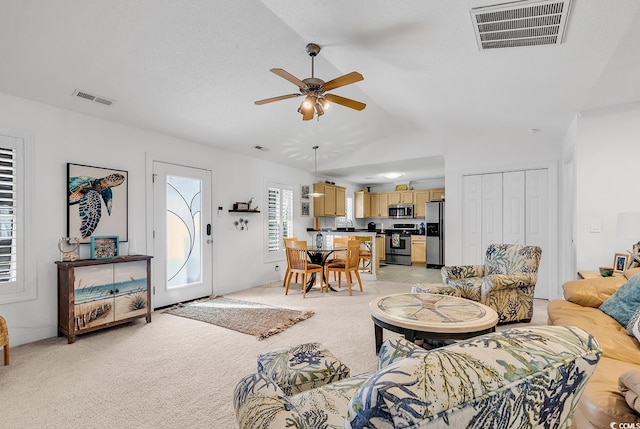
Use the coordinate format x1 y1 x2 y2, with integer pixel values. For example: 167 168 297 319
0 132 33 304
265 181 293 262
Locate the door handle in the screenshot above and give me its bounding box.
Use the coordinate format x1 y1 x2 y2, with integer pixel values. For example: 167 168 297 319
206 223 211 236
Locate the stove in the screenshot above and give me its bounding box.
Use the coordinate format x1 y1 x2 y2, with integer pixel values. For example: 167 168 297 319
384 223 418 236
384 224 417 265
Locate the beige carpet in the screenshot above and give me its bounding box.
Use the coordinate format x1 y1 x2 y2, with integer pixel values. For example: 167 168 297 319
0 280 548 429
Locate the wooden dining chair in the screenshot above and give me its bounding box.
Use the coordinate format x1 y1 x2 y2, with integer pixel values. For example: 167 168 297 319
350 235 373 273
285 241 325 298
325 240 363 296
326 236 349 283
283 237 299 287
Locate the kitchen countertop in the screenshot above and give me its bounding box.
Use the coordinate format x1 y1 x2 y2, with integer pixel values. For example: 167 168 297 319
306 228 425 235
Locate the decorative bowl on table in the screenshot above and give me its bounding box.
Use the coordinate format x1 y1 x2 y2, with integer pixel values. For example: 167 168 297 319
599 267 614 277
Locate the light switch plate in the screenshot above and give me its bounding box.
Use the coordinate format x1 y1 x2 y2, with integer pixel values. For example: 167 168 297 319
590 219 602 233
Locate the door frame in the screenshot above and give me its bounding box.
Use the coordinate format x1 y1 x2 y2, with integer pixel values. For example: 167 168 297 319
145 153 216 309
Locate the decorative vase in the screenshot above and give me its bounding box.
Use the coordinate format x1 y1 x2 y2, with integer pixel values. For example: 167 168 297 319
316 232 323 249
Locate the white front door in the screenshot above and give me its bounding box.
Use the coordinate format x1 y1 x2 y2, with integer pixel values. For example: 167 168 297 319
152 161 213 308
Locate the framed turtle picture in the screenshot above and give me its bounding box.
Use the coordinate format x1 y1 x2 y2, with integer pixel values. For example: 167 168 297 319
67 163 128 244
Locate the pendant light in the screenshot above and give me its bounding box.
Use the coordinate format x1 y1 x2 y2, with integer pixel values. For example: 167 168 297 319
308 145 324 197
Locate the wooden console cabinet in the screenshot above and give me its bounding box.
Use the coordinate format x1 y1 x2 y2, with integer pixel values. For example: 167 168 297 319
56 255 152 344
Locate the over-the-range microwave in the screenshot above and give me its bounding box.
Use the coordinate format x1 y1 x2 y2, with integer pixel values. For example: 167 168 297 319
388 204 414 219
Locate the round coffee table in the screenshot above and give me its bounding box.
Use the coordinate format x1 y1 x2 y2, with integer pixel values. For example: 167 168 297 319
369 293 499 354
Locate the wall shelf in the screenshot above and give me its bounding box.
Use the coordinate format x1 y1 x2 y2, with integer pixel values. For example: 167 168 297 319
228 209 260 213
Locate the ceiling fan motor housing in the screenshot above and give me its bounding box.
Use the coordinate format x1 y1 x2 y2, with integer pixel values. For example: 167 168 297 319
306 43 321 57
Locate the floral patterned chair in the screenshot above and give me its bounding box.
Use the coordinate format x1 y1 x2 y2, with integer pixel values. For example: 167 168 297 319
437 243 542 324
233 326 601 429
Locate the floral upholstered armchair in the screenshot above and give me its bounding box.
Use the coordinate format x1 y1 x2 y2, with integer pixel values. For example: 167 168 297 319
233 326 601 429
440 243 542 324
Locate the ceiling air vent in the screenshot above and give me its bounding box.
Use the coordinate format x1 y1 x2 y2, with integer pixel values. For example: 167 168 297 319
470 0 572 50
72 89 114 106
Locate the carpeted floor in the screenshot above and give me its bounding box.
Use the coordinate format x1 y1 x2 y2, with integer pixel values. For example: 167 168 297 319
0 279 548 428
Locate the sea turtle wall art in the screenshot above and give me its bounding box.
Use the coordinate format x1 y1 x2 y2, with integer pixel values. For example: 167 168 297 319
67 163 128 243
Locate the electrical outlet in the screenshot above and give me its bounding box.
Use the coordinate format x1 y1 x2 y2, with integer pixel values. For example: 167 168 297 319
275 265 280 272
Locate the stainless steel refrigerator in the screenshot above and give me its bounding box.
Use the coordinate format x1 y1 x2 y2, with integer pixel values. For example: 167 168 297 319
426 201 444 268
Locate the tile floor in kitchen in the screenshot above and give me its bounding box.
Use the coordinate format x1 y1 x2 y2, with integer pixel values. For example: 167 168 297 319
377 263 442 284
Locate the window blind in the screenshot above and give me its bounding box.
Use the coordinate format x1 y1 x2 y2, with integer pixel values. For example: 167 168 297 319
0 146 17 283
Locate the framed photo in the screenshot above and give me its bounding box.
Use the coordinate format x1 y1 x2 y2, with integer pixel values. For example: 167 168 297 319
614 252 630 274
67 163 128 243
301 185 310 200
90 236 119 259
301 201 310 216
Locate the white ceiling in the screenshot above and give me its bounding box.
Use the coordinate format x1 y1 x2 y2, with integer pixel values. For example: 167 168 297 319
0 1 638 185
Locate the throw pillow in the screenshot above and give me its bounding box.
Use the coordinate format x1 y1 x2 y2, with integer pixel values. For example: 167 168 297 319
600 274 640 326
628 306 640 340
619 370 640 414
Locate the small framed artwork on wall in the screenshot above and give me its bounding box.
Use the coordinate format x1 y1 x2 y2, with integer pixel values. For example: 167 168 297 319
90 236 120 259
301 201 310 216
614 252 630 274
301 185 310 200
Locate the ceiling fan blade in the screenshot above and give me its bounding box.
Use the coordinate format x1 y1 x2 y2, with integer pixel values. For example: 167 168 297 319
324 93 366 111
322 71 364 91
254 93 300 105
271 68 307 88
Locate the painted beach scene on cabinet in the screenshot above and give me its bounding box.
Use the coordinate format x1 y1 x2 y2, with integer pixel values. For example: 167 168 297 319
73 261 148 330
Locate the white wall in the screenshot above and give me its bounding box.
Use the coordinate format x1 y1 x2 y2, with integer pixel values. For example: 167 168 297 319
0 92 314 346
574 102 640 270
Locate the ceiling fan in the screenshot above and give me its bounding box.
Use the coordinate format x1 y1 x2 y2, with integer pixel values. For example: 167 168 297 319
254 43 366 121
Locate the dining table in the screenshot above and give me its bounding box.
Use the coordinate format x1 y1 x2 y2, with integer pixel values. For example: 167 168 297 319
304 246 337 293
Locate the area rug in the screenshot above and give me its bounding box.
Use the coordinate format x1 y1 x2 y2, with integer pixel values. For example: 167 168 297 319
163 296 314 340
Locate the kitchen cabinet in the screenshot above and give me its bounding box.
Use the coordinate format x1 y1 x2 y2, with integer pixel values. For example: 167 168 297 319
56 255 152 344
387 192 400 205
414 190 430 217
387 191 413 205
376 234 385 262
370 193 389 218
430 188 445 201
354 191 371 218
313 183 346 217
410 235 426 264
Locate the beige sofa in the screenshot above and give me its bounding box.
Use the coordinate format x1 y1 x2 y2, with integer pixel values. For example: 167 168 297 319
548 268 640 428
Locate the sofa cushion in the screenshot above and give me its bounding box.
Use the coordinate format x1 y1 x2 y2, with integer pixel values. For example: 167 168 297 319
628 306 640 341
572 357 640 429
257 342 350 396
289 373 371 429
619 369 640 414
547 299 640 365
563 276 627 307
600 274 640 326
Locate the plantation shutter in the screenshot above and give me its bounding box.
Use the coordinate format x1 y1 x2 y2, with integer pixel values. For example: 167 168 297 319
266 183 294 259
0 145 17 283
267 187 280 252
282 188 293 241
